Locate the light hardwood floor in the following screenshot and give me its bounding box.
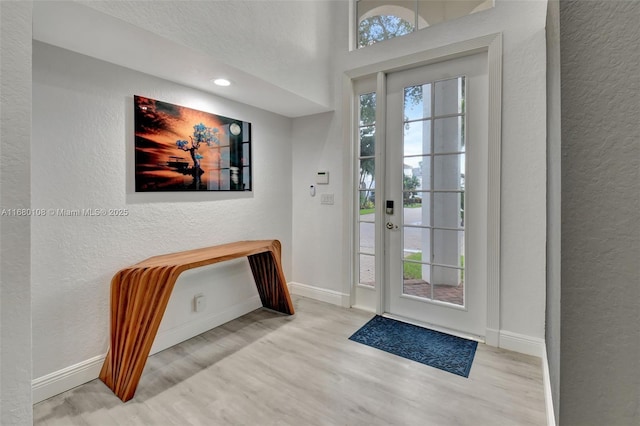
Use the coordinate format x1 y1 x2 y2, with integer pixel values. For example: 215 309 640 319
34 296 546 425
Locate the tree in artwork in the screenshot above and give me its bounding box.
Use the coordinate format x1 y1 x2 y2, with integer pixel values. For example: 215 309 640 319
176 123 220 172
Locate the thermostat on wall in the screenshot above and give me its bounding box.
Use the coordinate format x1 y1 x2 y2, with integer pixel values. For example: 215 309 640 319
316 171 329 184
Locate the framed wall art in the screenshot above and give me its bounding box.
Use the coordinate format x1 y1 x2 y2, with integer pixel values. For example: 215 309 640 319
134 95 251 192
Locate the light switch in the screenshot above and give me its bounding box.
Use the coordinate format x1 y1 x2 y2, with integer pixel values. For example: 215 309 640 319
320 194 334 205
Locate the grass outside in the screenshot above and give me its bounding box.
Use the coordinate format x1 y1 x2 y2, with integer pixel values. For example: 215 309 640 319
403 252 423 279
403 252 464 281
359 204 421 215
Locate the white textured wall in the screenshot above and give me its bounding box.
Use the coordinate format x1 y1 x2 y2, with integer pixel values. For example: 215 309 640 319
32 42 293 381
560 1 640 424
291 0 549 341
0 1 33 424
291 112 344 294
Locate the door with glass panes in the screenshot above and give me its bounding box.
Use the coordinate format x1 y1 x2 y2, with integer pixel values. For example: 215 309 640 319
355 52 488 338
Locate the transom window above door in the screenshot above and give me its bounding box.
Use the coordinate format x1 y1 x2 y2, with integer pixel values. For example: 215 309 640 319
355 0 494 49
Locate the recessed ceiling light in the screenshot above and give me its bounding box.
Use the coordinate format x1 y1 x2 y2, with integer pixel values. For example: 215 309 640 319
212 78 231 87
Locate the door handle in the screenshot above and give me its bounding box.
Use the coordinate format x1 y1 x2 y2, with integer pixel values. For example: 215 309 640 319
386 222 399 230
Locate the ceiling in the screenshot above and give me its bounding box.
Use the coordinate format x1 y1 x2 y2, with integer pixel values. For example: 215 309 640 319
32 1 332 118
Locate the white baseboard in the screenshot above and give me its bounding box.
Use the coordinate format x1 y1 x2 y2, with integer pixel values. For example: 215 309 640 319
541 344 557 426
498 330 545 357
32 296 263 404
498 330 554 425
350 304 376 313
288 281 350 307
485 328 500 347
32 354 105 404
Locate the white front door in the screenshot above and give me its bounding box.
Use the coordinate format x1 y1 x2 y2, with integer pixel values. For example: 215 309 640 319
384 53 488 338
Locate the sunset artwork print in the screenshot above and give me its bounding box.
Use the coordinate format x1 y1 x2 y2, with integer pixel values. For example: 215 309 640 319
134 95 252 192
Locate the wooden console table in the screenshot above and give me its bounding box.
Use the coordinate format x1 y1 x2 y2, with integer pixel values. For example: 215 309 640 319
99 240 294 402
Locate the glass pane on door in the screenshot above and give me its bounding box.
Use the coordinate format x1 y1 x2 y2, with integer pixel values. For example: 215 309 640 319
433 192 464 229
359 254 376 287
404 84 431 120
432 229 464 267
432 265 464 306
404 121 431 157
359 160 376 189
434 117 464 153
401 78 465 306
359 221 375 254
356 92 377 287
403 226 430 254
434 77 464 116
433 154 464 190
404 194 429 225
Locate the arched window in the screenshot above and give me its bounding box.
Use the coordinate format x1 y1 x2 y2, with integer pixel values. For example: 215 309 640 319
356 0 494 49
358 15 415 48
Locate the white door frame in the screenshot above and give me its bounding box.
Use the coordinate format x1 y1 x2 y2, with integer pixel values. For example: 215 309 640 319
344 33 502 347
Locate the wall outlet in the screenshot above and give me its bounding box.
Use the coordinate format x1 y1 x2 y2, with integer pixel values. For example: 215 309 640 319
193 294 206 312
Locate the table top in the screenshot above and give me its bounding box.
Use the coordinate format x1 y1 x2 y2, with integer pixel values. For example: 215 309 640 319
129 240 282 269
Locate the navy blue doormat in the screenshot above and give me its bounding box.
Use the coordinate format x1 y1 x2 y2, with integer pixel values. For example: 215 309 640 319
349 315 477 377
